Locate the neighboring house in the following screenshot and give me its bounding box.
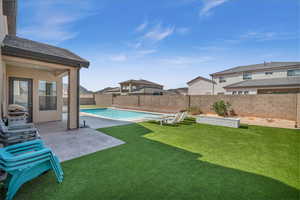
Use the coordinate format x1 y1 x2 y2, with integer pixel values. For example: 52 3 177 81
188 62 300 95
187 76 215 95
0 0 89 129
63 84 94 98
96 87 120 95
166 87 189 95
119 79 164 95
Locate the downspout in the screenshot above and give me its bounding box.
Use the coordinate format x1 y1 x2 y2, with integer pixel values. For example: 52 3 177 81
76 67 80 129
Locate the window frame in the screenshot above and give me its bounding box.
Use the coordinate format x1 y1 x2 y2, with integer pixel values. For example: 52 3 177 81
265 72 273 75
39 80 57 111
219 76 226 83
287 69 300 76
243 72 252 80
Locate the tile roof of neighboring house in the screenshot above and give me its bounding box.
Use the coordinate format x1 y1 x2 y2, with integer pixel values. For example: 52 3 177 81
211 62 300 76
97 87 120 93
187 76 215 85
167 87 188 94
1 35 90 68
3 0 17 35
119 79 163 87
224 77 300 89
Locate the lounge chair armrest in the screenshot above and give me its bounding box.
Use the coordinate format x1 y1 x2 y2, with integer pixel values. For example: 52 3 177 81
2 148 52 161
4 139 44 151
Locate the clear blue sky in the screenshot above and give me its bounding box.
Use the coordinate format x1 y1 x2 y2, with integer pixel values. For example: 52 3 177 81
18 0 300 91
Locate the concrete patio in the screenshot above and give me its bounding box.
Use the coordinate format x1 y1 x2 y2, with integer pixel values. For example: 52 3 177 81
36 115 130 162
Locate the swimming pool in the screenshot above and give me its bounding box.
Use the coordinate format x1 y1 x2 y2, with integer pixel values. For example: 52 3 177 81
80 108 163 121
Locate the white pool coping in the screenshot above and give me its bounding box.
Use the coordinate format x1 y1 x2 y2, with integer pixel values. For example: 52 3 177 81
80 107 174 122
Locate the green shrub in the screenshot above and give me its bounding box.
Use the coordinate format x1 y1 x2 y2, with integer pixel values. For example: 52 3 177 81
212 100 231 117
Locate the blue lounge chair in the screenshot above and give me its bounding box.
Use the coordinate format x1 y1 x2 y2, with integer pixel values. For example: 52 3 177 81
0 140 63 200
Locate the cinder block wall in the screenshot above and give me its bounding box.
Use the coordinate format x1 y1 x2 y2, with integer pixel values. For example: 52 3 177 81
297 94 300 127
94 94 298 122
190 94 298 121
94 94 113 107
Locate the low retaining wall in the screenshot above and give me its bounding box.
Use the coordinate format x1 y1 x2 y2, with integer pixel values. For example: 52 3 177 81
94 93 299 124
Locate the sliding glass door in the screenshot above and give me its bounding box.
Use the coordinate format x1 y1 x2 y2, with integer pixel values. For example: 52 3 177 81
9 77 33 122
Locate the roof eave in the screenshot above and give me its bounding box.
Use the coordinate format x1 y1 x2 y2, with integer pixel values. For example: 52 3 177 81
211 64 300 77
1 45 90 68
225 84 300 89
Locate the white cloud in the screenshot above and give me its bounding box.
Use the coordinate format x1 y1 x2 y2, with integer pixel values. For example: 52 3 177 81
19 0 98 44
137 49 157 55
143 24 175 42
240 31 298 41
176 27 190 35
136 21 148 32
109 54 128 62
160 56 213 65
200 0 229 16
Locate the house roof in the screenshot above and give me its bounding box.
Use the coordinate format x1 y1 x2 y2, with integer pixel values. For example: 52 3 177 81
3 0 17 35
119 79 163 87
224 77 300 89
187 76 215 85
97 87 120 93
1 35 90 68
211 62 300 76
166 87 188 95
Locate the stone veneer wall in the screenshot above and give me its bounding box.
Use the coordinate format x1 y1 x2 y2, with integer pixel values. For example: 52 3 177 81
94 94 299 124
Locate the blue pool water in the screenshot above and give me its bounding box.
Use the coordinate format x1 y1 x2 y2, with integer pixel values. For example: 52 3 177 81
80 108 162 121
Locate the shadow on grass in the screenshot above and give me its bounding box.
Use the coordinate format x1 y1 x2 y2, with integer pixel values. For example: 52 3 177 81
11 123 300 200
239 124 249 129
147 117 196 127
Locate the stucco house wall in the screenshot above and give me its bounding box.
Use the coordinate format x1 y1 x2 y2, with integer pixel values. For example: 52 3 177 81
188 79 214 95
212 68 300 95
212 73 244 94
5 65 63 123
0 0 8 116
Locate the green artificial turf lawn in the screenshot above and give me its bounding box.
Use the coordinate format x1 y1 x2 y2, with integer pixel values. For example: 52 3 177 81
8 119 300 200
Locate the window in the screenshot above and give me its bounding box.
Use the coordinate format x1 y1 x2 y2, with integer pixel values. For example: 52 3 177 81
238 91 243 95
243 72 252 80
232 91 237 95
287 69 300 76
244 91 249 95
39 81 57 111
265 72 273 75
219 77 226 83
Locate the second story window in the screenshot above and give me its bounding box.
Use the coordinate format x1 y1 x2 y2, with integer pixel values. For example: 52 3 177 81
243 72 252 80
219 77 226 83
287 69 300 76
265 72 273 75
